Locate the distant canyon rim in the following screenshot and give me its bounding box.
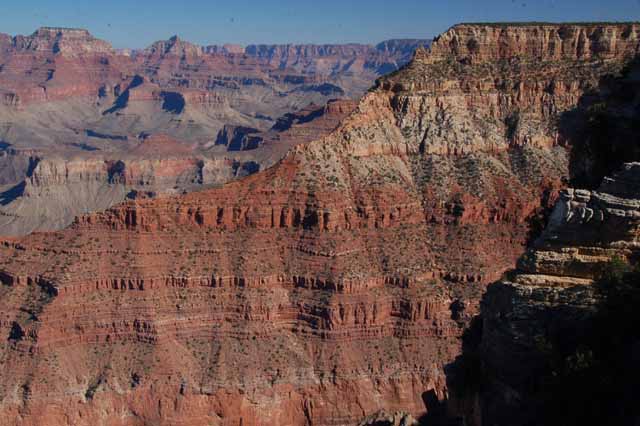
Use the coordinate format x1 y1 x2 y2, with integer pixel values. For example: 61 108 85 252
0 26 430 236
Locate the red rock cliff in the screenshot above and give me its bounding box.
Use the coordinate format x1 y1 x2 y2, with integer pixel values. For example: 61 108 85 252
427 23 640 63
0 22 637 426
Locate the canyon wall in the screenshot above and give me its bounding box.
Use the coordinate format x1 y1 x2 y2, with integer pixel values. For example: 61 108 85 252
428 23 640 62
0 28 429 236
0 22 638 425
0 27 429 109
0 103 355 236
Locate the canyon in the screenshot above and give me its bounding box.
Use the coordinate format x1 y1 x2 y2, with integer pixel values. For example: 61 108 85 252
0 26 429 235
0 21 639 426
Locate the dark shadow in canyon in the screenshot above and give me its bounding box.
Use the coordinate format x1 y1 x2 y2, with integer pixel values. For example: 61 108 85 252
103 75 145 115
560 57 640 189
271 106 325 131
440 258 640 426
0 181 26 206
524 186 559 247
214 125 262 151
160 91 186 114
85 129 128 141
406 317 484 426
103 89 130 115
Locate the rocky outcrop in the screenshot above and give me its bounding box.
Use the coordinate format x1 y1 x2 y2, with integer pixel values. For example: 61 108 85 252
0 28 125 105
358 410 418 426
479 162 640 426
144 35 203 59
215 125 262 151
13 27 115 56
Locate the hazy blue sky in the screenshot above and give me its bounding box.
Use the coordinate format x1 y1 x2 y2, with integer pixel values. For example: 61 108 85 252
1 0 639 48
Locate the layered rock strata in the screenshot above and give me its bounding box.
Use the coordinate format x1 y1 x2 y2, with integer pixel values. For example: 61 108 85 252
0 102 355 236
0 28 429 109
0 28 430 235
0 22 638 425
376 22 640 155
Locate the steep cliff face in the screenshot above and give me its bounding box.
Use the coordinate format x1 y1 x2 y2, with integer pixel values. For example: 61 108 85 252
479 163 640 426
376 23 639 156
0 157 128 236
0 27 126 105
428 23 640 63
0 23 637 426
0 149 34 186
